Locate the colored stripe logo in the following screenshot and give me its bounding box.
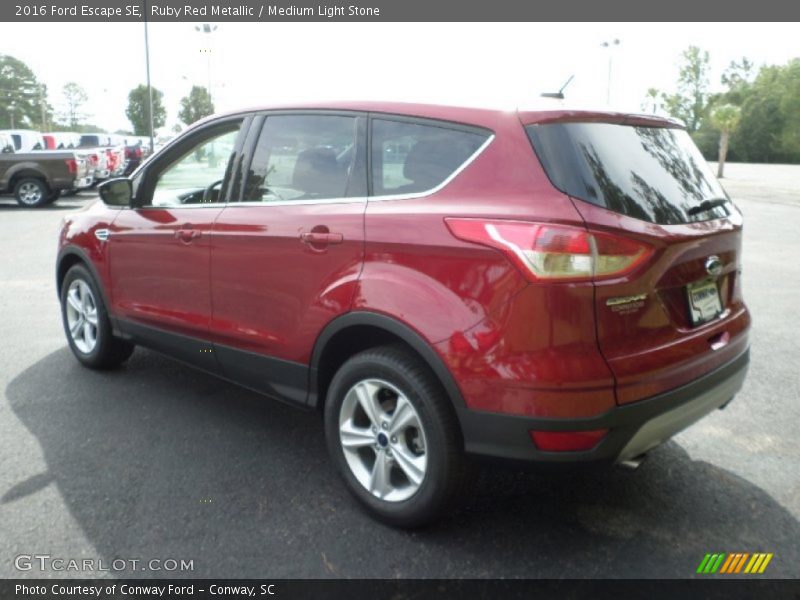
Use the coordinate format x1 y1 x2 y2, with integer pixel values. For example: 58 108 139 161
696 552 773 574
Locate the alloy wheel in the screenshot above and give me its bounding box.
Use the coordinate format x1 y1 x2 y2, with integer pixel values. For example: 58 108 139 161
338 378 428 502
65 279 99 354
18 182 43 205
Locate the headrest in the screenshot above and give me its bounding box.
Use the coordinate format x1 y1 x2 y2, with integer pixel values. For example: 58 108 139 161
292 147 342 196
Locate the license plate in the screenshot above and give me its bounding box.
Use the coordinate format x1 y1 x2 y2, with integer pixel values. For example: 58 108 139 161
686 279 723 326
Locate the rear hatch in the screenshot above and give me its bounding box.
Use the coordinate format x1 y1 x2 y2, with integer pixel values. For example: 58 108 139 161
525 116 750 405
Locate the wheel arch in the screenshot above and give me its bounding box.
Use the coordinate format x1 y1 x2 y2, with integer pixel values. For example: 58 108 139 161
308 311 467 415
56 246 119 335
9 167 50 191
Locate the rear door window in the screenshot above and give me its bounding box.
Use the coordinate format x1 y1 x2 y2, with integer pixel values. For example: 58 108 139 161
241 114 358 203
370 119 490 197
526 122 730 225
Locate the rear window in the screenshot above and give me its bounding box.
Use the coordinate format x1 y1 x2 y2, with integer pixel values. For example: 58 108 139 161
79 135 100 147
371 119 489 197
526 122 731 225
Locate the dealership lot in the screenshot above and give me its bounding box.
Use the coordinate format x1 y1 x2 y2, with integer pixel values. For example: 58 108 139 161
0 163 798 578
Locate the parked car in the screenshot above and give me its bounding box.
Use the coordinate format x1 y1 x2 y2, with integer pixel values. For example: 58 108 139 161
56 102 750 526
78 134 126 181
1 146 91 206
106 135 128 176
44 132 82 150
0 132 14 153
79 133 110 147
0 129 46 152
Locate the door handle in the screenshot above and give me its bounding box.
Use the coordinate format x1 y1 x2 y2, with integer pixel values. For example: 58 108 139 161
175 229 202 242
300 231 343 245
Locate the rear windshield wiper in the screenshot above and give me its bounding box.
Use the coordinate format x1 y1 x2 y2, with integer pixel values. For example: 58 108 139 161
687 198 730 216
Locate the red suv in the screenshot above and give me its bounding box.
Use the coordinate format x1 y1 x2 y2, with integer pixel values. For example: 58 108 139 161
57 103 750 526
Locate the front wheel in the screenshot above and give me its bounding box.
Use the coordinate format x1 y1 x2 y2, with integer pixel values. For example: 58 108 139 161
60 264 134 369
324 346 466 527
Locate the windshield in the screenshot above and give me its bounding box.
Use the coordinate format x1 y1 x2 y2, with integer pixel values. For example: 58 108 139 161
526 122 731 225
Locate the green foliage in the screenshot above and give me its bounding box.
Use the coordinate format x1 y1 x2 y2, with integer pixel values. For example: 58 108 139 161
126 84 166 136
0 54 51 129
662 46 710 133
178 86 215 126
710 104 742 133
667 50 800 164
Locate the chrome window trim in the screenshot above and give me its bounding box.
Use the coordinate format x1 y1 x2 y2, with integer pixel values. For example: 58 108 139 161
224 197 367 207
368 134 495 203
128 203 227 210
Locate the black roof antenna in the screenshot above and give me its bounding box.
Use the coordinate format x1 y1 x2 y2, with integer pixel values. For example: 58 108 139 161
540 75 575 100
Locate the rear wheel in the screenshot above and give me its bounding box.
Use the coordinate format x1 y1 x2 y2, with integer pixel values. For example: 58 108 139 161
14 177 49 208
60 264 134 369
324 346 466 527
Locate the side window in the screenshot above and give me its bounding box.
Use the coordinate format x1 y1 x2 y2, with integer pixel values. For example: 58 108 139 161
241 115 357 203
150 125 240 207
370 119 489 196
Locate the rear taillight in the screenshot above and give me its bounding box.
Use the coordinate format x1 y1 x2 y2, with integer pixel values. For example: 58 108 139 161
530 429 608 452
445 219 653 282
65 159 77 175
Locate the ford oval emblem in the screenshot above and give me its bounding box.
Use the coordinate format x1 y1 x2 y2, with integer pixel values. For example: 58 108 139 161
705 255 723 277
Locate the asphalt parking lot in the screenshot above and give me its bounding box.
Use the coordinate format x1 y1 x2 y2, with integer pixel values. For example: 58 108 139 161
1 163 798 579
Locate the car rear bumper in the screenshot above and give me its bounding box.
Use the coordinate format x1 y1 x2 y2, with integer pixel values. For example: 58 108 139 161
73 176 93 189
457 348 749 464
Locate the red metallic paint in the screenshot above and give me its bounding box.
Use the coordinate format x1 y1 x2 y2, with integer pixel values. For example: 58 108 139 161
107 206 223 338
209 202 365 363
57 103 750 433
567 198 750 404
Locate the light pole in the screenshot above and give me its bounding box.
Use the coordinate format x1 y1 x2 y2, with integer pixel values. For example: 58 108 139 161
195 24 217 106
143 0 155 153
600 38 620 106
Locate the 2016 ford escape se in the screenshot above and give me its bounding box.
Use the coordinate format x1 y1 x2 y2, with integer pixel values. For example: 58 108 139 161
57 102 750 526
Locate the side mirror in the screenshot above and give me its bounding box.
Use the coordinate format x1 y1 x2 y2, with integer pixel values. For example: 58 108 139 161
98 178 132 207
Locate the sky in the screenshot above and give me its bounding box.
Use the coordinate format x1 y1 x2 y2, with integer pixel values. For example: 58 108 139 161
1 22 799 134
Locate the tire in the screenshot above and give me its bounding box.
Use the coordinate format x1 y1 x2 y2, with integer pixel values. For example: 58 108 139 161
324 345 466 527
14 177 50 208
60 264 135 369
44 189 62 204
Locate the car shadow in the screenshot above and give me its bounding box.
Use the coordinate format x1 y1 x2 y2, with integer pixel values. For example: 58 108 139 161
6 347 799 578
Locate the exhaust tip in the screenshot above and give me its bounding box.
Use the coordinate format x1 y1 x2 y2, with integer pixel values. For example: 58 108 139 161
618 454 647 470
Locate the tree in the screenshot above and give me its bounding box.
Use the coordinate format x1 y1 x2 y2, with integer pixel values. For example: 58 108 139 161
126 84 166 136
0 54 52 130
662 46 711 133
709 104 741 178
641 87 664 114
178 86 214 126
60 82 88 127
721 57 754 90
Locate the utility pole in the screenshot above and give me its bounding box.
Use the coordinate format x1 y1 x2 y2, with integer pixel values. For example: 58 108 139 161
9 102 15 128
